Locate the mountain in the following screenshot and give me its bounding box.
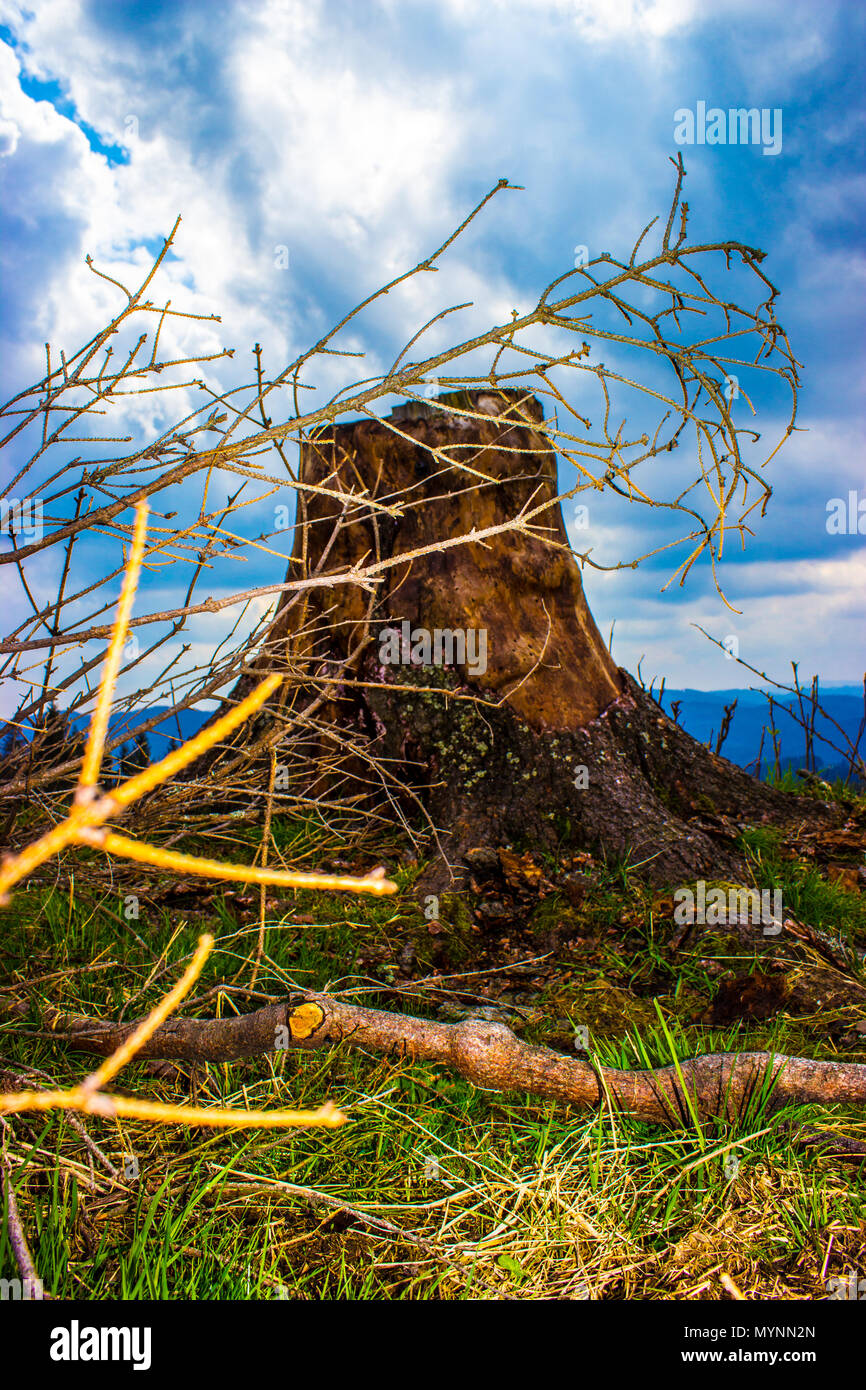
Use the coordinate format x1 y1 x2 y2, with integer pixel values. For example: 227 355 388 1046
4 685 863 784
655 687 865 782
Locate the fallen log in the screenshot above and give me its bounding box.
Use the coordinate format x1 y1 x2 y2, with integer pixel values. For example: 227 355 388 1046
35 992 866 1128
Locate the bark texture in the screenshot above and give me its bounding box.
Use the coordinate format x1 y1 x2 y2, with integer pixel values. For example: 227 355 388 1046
238 388 842 886
37 995 866 1129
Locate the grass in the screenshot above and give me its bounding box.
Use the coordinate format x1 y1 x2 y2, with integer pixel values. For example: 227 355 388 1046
1 815 864 1301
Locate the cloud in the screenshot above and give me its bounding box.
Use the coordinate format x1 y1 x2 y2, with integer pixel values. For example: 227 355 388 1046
437 0 701 40
0 0 862 699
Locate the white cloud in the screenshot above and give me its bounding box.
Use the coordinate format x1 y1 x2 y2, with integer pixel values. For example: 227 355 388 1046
591 548 866 686
0 0 861 705
436 0 701 40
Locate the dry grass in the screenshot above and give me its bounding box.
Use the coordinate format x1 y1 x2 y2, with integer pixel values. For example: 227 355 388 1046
1 833 863 1301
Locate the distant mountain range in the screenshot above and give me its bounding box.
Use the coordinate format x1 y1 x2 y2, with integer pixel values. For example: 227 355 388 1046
6 682 864 784
103 683 866 782
656 685 864 781
88 707 216 755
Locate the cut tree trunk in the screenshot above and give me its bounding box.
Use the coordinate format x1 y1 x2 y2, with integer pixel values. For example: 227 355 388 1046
235 388 842 887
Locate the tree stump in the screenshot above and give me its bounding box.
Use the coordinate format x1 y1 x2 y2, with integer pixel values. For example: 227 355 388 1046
236 389 841 887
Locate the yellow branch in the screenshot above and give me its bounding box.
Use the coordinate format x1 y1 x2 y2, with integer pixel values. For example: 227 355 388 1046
0 506 395 1134
0 1087 345 1130
0 505 396 904
80 934 214 1093
0 934 347 1131
79 830 397 897
78 502 149 794
104 671 284 810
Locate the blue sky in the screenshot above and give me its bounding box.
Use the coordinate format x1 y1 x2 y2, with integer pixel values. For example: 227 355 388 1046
0 0 863 711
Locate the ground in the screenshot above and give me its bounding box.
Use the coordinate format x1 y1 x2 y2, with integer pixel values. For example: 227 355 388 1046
0 793 864 1300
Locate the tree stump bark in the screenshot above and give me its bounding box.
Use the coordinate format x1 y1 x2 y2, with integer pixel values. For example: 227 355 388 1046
240 389 841 887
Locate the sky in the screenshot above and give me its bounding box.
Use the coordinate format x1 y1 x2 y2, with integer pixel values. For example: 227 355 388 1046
0 0 863 708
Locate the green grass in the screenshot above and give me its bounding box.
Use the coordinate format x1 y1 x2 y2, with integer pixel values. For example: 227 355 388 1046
1 816 864 1300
